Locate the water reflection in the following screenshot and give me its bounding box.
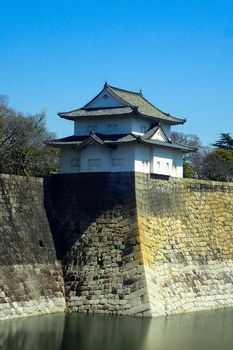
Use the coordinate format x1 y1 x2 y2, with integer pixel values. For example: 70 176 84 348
0 313 65 350
0 308 232 350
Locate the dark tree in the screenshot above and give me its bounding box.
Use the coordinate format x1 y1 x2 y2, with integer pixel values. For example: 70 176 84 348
200 149 233 182
212 133 233 151
0 96 58 176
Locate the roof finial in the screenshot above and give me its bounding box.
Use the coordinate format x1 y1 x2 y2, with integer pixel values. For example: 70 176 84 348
104 80 108 88
139 89 143 96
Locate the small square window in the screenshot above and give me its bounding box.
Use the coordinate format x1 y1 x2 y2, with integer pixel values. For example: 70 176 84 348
112 158 123 166
112 158 117 166
118 158 123 166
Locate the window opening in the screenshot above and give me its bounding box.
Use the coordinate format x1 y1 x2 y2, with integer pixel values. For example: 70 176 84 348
88 159 101 168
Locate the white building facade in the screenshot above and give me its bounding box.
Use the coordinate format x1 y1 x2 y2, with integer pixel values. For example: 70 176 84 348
48 83 195 177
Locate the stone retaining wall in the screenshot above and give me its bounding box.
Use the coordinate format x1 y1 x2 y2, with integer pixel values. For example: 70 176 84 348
46 173 233 317
136 174 233 316
0 172 232 319
0 175 65 320
45 173 151 316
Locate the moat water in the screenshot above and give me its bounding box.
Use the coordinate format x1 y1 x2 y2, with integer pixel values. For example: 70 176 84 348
0 308 232 350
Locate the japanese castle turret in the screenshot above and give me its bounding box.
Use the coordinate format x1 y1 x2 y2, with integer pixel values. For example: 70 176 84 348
48 83 196 177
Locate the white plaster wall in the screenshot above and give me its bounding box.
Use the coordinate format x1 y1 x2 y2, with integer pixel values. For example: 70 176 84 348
131 118 151 135
84 90 125 109
171 151 183 178
152 148 172 176
110 144 135 172
152 147 183 177
59 144 183 177
80 144 110 172
74 116 154 136
60 148 81 174
74 117 133 136
134 145 150 174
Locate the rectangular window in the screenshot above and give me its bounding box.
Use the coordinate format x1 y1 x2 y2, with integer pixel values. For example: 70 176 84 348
107 124 119 133
71 159 80 167
88 159 101 168
87 125 98 133
112 158 117 166
112 158 123 166
118 158 123 166
166 162 170 169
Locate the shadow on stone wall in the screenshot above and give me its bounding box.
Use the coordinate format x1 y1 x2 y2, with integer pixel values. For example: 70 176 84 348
43 173 136 261
0 176 58 265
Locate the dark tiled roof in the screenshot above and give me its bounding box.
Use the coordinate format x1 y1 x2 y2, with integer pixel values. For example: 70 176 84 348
106 84 185 124
58 83 185 125
46 133 137 146
59 107 133 119
47 131 196 152
140 137 197 152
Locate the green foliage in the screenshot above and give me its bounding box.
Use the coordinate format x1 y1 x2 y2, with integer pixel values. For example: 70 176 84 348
183 162 198 179
200 149 233 182
212 133 233 151
0 97 58 176
172 131 233 182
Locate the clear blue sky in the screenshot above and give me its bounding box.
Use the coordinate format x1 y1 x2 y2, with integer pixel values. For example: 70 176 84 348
1 0 233 145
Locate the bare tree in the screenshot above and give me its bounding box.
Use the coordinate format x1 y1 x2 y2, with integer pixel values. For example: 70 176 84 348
171 132 211 176
0 97 58 176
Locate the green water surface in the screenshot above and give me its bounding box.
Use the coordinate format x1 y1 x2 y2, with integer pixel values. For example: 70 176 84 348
0 308 232 350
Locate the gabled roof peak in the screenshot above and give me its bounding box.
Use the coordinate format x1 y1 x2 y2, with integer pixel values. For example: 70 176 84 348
58 82 186 125
105 83 142 97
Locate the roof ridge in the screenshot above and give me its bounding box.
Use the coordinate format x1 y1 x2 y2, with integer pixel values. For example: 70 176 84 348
108 84 185 122
104 86 133 107
107 84 142 96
